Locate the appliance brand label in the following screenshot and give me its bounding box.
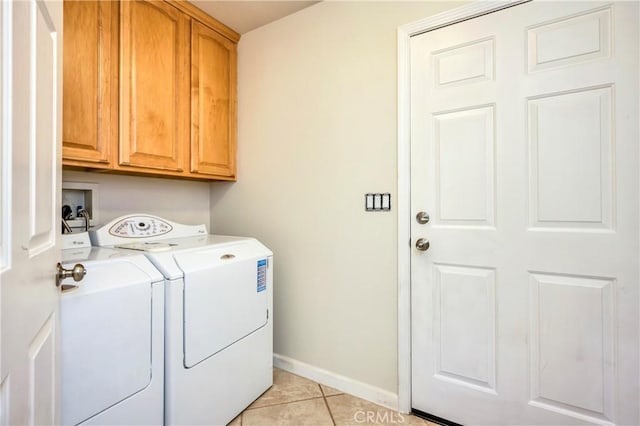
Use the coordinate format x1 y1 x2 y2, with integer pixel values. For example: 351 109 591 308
257 259 267 292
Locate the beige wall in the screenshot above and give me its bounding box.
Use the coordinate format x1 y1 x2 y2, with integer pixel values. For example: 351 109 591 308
210 1 465 394
63 171 210 226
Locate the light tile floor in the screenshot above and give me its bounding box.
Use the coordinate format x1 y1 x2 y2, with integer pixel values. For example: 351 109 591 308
228 369 437 426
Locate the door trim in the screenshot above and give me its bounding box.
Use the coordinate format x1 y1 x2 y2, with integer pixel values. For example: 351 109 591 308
1 0 11 273
396 0 530 413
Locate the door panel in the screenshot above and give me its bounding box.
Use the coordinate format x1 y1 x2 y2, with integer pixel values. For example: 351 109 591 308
119 0 189 172
529 273 615 419
528 87 612 229
432 264 496 394
433 105 495 226
30 1 56 255
410 2 638 425
28 316 56 426
527 6 611 73
1 0 62 424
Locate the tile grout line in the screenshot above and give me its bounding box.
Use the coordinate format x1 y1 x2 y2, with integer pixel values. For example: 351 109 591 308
320 384 337 426
244 395 326 411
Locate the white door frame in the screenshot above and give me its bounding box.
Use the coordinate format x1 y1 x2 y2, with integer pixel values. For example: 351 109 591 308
396 0 531 414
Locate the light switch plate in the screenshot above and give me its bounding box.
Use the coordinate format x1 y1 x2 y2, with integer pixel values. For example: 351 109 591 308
365 193 391 211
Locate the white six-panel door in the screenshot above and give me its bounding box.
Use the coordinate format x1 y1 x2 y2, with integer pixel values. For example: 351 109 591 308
0 0 62 424
410 2 638 424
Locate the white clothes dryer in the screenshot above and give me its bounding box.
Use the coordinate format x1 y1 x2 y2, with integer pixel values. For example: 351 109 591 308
60 232 164 426
90 215 273 426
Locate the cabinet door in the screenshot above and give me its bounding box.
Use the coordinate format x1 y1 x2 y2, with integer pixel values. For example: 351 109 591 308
62 0 117 167
191 20 236 178
119 0 189 172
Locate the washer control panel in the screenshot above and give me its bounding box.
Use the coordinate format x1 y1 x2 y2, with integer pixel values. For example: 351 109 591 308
90 214 208 247
108 216 173 238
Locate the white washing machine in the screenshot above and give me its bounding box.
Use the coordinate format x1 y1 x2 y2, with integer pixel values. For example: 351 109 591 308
60 232 165 426
90 215 274 426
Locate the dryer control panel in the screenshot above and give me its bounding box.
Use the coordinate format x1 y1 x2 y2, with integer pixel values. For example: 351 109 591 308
90 214 208 246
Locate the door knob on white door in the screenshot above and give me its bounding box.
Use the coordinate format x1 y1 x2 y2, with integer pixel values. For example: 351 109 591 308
416 211 430 224
56 263 87 289
415 238 430 251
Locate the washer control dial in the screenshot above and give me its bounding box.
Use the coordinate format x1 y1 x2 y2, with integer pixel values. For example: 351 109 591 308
108 215 173 238
136 221 150 231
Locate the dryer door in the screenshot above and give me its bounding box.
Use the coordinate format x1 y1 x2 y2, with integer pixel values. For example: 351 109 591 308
61 259 155 426
175 243 269 368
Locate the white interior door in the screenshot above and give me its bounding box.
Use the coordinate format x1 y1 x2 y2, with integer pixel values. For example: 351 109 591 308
0 0 62 424
410 2 639 425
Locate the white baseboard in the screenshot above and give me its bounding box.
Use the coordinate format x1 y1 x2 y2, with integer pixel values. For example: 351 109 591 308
273 353 399 411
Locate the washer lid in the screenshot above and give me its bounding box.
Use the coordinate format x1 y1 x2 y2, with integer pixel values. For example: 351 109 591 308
140 235 268 280
60 249 164 283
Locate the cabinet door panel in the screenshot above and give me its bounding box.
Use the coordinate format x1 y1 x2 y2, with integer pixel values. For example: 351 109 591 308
62 0 117 166
191 20 236 178
120 0 189 172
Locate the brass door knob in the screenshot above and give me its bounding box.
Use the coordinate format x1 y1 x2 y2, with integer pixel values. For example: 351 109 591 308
56 262 86 288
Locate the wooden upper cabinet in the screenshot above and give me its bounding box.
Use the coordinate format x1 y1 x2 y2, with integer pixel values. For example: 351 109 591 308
62 0 118 167
119 0 190 172
62 0 239 180
191 20 237 178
